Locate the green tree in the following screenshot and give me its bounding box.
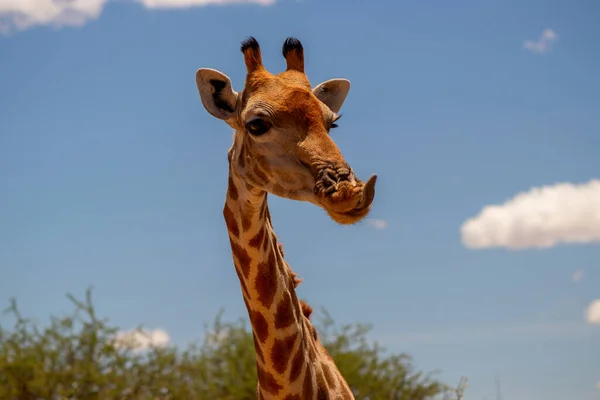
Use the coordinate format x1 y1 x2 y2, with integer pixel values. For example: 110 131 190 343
0 288 467 399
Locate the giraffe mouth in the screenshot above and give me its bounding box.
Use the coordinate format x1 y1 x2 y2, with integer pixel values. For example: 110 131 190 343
315 174 378 225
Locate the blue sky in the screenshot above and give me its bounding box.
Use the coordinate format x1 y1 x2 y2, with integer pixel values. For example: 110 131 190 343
1 0 600 398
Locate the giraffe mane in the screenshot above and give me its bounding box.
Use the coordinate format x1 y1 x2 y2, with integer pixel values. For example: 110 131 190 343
278 243 313 320
284 255 313 320
299 300 313 320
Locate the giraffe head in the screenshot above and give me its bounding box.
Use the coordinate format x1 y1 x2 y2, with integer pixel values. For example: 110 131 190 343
196 37 376 224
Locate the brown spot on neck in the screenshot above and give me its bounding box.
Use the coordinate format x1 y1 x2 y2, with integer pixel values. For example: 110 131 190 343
275 291 296 330
289 347 305 383
229 239 251 279
249 226 267 249
255 251 278 308
223 204 239 238
271 334 298 375
228 175 239 201
250 310 269 344
257 363 283 395
303 368 315 399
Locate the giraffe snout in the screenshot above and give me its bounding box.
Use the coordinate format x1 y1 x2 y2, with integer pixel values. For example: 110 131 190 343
312 161 377 224
313 163 367 214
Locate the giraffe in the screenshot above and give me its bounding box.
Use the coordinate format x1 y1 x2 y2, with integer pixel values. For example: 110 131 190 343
195 36 377 399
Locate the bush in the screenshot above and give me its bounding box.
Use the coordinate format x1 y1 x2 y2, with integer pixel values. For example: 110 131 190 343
0 288 467 400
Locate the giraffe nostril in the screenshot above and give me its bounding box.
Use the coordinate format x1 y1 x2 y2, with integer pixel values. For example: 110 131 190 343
336 167 351 181
318 172 337 195
314 163 359 199
325 170 338 184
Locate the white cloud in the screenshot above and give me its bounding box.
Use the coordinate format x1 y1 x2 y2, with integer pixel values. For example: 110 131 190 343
138 0 275 9
461 179 600 250
523 28 558 54
114 328 171 352
366 218 388 229
585 300 600 324
0 0 274 34
572 270 584 282
0 0 107 33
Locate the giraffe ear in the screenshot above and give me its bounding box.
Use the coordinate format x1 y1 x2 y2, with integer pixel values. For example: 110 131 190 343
196 68 239 121
312 78 351 113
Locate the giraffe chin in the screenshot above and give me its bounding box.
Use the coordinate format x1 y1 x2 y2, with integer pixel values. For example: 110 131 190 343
325 205 373 225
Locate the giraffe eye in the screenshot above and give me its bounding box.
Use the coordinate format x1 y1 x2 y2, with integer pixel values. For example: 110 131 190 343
245 118 271 136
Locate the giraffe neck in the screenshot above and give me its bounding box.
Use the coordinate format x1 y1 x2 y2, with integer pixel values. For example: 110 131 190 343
223 165 309 396
223 162 355 399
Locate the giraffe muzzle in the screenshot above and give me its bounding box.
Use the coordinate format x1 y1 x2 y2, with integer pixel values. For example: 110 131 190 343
314 164 377 224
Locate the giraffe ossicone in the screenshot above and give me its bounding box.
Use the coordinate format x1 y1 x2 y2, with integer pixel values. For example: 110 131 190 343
195 36 376 399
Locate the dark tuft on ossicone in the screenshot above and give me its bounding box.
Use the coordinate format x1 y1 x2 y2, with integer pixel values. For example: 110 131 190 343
241 36 263 72
241 36 260 53
282 37 303 58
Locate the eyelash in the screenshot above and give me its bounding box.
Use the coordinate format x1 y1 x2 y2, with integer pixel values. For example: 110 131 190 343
331 114 342 129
